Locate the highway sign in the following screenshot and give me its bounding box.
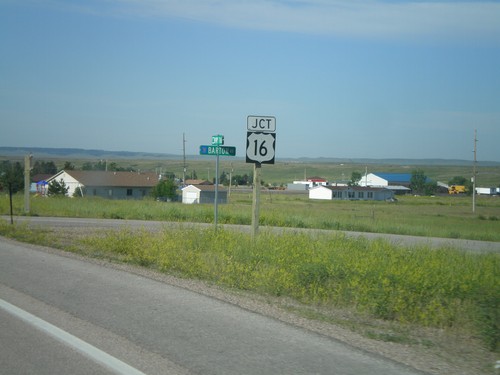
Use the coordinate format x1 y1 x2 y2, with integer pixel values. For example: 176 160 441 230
247 116 276 133
246 132 275 164
200 145 236 156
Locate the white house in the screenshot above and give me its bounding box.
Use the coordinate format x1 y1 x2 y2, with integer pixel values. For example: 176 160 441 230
309 185 395 201
46 170 159 199
182 184 227 204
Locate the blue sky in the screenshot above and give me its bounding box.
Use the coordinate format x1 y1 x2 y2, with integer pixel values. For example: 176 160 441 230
1 0 499 161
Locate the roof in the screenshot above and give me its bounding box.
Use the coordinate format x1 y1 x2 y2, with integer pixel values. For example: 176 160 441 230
184 179 212 185
373 173 432 184
307 176 327 182
31 174 52 183
385 185 411 191
373 173 412 183
312 185 391 192
49 170 159 188
182 184 226 192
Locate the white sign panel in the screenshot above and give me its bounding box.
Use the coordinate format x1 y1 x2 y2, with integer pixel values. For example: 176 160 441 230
246 132 275 164
247 116 276 133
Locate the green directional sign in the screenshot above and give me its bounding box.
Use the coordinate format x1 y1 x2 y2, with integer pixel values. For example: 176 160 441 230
199 145 236 156
212 134 224 146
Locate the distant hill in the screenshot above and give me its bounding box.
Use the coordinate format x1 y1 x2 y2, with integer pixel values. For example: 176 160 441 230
1 146 499 166
290 156 500 166
0 147 181 160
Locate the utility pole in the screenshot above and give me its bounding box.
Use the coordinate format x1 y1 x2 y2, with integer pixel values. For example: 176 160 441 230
24 153 32 214
182 133 187 184
472 129 477 214
228 163 233 200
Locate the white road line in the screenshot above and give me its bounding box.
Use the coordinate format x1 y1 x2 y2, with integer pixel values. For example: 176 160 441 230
0 298 147 375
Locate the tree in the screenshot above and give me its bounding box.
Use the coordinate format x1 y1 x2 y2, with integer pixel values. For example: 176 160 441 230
449 176 467 186
82 162 93 171
423 181 438 196
348 171 362 186
0 161 24 193
63 161 75 170
73 186 85 197
32 160 57 175
233 174 251 186
410 169 427 194
410 169 437 196
219 171 229 186
151 179 178 201
48 179 69 196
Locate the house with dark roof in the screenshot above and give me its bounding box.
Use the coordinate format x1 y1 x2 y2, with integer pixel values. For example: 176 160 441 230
46 170 160 199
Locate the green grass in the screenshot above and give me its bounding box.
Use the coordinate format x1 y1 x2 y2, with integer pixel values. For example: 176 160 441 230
2 193 500 241
2 191 499 351
73 228 500 352
2 219 497 352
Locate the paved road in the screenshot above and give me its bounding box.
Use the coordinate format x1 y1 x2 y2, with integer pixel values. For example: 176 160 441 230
3 215 500 253
0 237 427 375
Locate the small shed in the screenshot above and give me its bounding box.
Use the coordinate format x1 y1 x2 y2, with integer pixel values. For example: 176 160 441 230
182 184 227 204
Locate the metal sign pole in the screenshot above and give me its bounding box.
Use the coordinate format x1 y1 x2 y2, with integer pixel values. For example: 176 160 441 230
251 163 261 239
214 150 219 230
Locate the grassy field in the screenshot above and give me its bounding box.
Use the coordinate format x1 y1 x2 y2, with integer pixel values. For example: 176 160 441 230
0 217 498 355
3 155 500 187
1 189 499 356
2 192 500 241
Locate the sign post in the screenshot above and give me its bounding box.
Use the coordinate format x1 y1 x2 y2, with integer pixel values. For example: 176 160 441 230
199 135 236 230
246 116 276 238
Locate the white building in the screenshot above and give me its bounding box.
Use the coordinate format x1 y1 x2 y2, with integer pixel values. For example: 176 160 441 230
46 170 158 199
309 185 395 201
288 177 328 190
181 184 227 204
476 187 497 195
358 173 412 194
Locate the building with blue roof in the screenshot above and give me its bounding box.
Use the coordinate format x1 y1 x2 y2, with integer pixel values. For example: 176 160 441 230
359 173 413 194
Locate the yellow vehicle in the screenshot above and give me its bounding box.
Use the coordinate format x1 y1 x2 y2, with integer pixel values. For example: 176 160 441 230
448 185 467 194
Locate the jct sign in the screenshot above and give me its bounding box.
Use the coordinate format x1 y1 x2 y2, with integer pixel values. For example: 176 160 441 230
247 116 276 133
246 115 276 165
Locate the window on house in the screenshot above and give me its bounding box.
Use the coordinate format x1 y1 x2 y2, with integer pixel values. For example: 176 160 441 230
358 192 364 199
348 191 355 199
127 189 133 196
367 192 374 198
